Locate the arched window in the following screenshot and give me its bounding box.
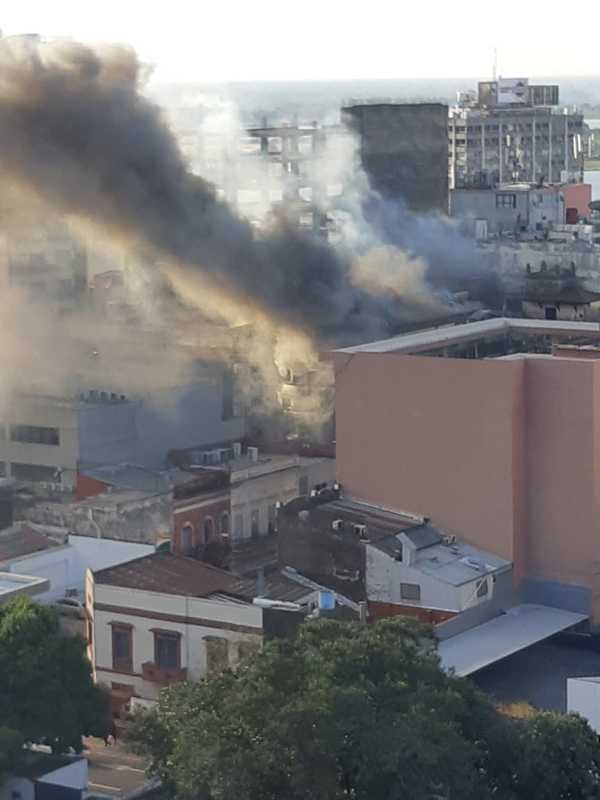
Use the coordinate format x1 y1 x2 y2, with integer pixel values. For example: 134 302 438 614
203 516 215 542
180 523 194 555
220 512 230 536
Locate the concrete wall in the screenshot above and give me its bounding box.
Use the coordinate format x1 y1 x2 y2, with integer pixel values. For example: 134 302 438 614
78 401 138 466
451 189 531 234
134 380 245 469
5 536 153 601
334 349 600 624
335 352 525 568
344 103 448 213
365 543 502 613
230 457 335 544
89 576 263 702
25 494 172 544
0 397 81 489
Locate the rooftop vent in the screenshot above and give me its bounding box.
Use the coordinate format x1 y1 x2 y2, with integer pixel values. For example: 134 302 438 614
298 510 310 521
247 446 259 462
233 442 242 458
332 519 343 531
443 535 457 546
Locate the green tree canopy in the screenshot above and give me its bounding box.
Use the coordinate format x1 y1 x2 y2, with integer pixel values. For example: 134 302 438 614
0 727 24 784
0 596 110 754
130 616 600 800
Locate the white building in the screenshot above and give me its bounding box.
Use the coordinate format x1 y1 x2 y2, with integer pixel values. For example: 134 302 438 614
230 452 335 543
0 752 88 800
86 553 266 713
0 526 154 603
366 523 512 623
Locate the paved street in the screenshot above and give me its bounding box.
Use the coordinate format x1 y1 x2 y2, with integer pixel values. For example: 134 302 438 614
83 737 149 798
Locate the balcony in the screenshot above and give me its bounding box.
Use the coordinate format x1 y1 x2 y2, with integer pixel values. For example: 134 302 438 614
141 661 187 684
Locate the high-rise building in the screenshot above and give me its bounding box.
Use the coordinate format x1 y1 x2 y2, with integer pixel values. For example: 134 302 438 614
449 78 584 189
342 103 449 213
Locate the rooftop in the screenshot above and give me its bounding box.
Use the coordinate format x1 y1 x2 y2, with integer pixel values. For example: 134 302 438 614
80 464 197 496
0 525 59 564
93 552 252 600
335 317 600 358
371 528 511 587
0 571 49 602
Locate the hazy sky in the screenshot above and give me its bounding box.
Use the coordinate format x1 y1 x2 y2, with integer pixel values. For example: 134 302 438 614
2 0 599 83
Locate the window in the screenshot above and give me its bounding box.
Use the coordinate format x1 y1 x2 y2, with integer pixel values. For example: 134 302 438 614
10 424 60 445
477 580 489 598
10 462 59 483
400 583 421 602
203 516 215 542
298 475 309 496
219 512 230 536
205 636 229 676
154 630 181 670
180 523 194 555
495 193 517 209
111 623 133 672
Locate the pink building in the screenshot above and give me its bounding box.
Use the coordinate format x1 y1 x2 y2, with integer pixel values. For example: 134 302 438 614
334 318 600 627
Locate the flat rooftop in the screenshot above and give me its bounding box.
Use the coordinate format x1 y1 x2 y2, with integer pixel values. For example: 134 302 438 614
0 571 49 602
335 318 600 359
372 527 511 587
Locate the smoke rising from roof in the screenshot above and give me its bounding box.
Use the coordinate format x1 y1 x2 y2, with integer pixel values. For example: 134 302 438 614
0 38 480 347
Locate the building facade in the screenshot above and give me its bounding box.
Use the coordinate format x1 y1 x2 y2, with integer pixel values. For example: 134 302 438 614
334 318 600 628
449 79 584 189
343 102 449 212
86 553 264 713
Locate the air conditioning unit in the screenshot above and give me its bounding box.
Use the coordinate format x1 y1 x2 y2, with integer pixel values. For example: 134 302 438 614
232 442 242 458
247 446 259 462
353 524 367 537
331 519 343 531
444 535 457 546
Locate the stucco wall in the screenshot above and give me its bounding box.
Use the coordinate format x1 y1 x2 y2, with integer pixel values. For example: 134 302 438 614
90 578 263 701
335 352 525 566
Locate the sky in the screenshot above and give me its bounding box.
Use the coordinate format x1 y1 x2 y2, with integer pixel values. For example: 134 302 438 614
1 0 599 84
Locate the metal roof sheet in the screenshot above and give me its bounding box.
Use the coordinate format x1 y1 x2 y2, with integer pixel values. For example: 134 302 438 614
438 604 588 677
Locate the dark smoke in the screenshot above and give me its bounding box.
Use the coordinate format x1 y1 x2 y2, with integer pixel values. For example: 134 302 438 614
0 39 402 341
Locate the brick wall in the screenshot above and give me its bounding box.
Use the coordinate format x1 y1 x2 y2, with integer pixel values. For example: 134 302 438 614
173 495 230 554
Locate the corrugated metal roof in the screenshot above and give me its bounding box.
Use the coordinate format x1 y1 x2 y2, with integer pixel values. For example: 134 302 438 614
438 604 588 676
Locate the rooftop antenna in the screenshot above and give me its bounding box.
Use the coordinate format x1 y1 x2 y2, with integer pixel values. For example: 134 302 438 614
493 48 498 81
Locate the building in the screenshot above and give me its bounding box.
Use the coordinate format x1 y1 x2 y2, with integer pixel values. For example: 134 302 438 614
450 183 566 236
0 373 244 490
449 78 584 189
278 493 511 624
0 526 153 603
342 103 449 212
366 522 511 623
0 752 88 800
333 317 600 628
169 443 335 554
86 552 306 712
516 264 600 321
0 570 48 604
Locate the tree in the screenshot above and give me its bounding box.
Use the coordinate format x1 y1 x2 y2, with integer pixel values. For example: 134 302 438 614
0 727 24 784
129 617 529 800
0 597 110 754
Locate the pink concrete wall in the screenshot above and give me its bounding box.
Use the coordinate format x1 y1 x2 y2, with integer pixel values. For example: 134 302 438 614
334 352 525 566
561 183 592 220
524 358 598 596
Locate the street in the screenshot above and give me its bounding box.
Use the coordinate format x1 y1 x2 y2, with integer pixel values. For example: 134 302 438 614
83 737 149 798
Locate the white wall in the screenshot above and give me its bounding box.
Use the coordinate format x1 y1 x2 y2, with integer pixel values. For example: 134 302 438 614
90 578 263 702
567 677 600 733
7 536 153 602
366 546 494 612
40 759 88 790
